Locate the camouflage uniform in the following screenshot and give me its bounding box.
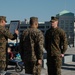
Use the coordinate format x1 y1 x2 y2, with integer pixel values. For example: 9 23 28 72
45 27 68 75
20 28 44 75
0 25 17 71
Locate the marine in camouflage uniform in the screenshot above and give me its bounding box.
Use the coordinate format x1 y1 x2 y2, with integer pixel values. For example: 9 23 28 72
45 16 68 75
20 17 44 75
0 16 18 73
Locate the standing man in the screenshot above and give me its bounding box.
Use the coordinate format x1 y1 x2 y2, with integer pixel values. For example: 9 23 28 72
45 16 68 75
0 16 19 75
20 17 44 75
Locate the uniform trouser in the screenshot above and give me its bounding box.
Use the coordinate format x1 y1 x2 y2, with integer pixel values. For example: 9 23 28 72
0 60 6 75
24 61 42 75
0 61 6 71
0 49 6 74
47 56 62 75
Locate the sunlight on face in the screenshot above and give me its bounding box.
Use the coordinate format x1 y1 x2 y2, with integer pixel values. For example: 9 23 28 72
51 21 58 28
0 20 6 26
3 20 6 26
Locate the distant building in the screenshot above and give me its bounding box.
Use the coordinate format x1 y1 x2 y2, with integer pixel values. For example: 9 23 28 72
19 21 50 36
6 10 75 46
56 10 74 46
6 21 50 36
21 19 29 24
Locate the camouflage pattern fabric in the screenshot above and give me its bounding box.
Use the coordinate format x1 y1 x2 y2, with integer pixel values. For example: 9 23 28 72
24 61 42 75
45 27 68 75
20 28 44 75
0 25 17 70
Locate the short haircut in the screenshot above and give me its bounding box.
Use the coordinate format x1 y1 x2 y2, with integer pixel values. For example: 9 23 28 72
0 16 7 22
29 17 38 25
50 16 58 22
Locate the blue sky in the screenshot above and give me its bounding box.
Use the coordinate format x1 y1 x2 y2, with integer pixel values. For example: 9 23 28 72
0 0 75 23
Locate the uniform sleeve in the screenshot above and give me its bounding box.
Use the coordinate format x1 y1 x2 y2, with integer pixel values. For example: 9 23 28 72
1 27 17 40
19 30 28 51
60 30 68 54
19 30 27 61
45 31 49 51
36 31 44 60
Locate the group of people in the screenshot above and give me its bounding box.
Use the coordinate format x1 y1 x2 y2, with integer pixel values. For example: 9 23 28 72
0 16 68 75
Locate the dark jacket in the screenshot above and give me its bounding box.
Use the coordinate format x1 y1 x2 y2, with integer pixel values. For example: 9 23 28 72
45 27 68 56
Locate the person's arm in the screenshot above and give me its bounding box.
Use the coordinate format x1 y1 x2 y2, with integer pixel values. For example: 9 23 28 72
60 30 68 56
1 27 18 40
36 31 44 65
45 30 49 52
10 52 14 59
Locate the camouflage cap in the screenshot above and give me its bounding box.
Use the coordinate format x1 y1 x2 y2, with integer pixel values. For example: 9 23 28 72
0 16 7 22
50 16 58 22
30 17 38 25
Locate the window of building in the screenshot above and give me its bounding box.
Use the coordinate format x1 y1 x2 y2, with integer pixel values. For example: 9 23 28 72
46 26 49 28
65 26 68 30
65 20 69 25
61 20 64 24
38 26 45 28
60 25 64 29
70 20 74 25
20 26 27 29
